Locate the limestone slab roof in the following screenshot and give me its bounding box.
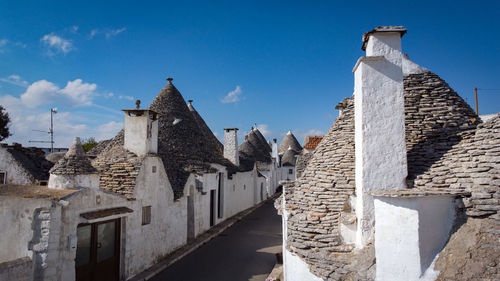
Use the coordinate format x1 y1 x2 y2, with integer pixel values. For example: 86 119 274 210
50 138 98 175
284 66 486 279
0 184 77 201
188 101 224 156
253 128 272 153
238 129 272 171
281 147 299 167
279 131 302 155
3 144 53 181
361 25 407 51
90 80 239 200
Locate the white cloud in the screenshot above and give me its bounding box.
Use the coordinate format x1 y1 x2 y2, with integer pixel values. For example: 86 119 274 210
20 79 97 108
0 94 89 147
89 27 127 39
256 124 272 138
71 25 79 33
0 39 26 53
118 95 134 101
59 79 97 106
0 74 28 87
221 85 242 103
291 128 325 144
96 121 123 140
0 39 8 52
41 33 74 55
105 27 126 38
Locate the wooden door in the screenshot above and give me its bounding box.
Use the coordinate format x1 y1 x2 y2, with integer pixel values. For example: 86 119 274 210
76 219 120 281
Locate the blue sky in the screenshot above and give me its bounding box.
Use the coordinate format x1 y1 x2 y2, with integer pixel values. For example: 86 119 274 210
0 0 498 147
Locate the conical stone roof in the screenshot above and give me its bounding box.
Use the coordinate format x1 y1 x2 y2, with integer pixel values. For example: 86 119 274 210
148 79 234 198
281 146 299 166
279 131 301 154
188 100 224 156
253 127 271 153
50 137 97 175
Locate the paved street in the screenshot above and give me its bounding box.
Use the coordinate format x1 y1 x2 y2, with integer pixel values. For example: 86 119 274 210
150 200 282 281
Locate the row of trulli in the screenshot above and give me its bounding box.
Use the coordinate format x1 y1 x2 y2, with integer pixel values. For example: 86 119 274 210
0 78 281 281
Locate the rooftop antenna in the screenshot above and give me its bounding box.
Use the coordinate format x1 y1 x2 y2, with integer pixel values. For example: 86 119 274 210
29 108 57 153
474 87 478 115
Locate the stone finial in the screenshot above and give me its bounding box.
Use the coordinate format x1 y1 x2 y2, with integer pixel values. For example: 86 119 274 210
287 130 292 135
135 99 141 109
187 99 193 105
166 77 173 84
65 137 85 157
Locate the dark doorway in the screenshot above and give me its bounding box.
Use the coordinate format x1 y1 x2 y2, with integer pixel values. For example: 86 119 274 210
76 219 120 281
260 183 264 201
210 190 216 227
217 173 223 218
187 191 195 240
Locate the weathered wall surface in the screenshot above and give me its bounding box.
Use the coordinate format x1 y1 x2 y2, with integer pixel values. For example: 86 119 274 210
434 217 499 281
48 174 99 190
0 257 33 281
0 148 34 185
0 197 52 263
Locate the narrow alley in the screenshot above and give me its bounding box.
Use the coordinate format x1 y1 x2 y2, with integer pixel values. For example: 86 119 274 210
150 200 282 281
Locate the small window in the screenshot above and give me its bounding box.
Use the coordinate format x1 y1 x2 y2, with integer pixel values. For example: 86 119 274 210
233 184 235 191
142 206 151 225
288 169 293 175
243 185 246 190
0 172 5 184
39 180 48 186
152 166 157 173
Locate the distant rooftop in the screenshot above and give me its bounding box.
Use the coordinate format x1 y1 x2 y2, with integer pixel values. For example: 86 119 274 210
303 136 323 150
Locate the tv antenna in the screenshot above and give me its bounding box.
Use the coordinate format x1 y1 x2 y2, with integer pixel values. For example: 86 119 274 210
29 108 57 153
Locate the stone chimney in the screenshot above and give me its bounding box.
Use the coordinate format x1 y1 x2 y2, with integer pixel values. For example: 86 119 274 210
122 100 158 156
353 26 408 248
224 128 239 166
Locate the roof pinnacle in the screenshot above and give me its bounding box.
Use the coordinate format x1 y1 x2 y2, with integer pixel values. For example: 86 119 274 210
166 77 173 84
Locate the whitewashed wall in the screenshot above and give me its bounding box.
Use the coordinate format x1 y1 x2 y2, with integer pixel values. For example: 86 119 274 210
225 170 255 218
374 196 456 281
279 166 295 181
49 155 188 281
0 147 36 185
284 249 326 281
48 174 99 190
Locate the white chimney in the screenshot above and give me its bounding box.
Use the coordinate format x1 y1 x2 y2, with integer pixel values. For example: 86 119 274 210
224 128 239 166
353 26 408 248
122 100 158 156
272 138 279 166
